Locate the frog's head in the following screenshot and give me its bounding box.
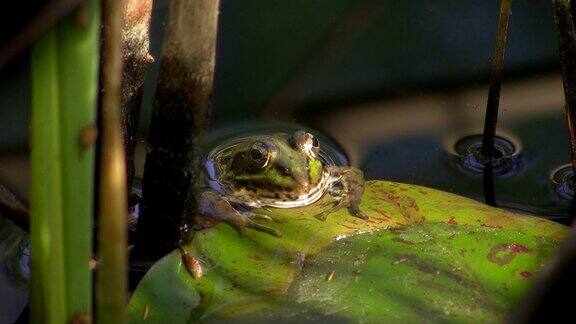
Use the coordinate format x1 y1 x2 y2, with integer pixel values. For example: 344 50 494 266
217 131 324 199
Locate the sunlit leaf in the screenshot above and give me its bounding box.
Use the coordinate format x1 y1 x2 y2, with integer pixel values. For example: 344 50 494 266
128 181 567 323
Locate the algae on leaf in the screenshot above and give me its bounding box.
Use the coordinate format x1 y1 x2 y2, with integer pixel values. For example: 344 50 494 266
128 181 567 323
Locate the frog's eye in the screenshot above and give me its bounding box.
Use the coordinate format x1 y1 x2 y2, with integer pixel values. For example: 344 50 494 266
248 142 270 168
250 148 263 160
291 130 319 156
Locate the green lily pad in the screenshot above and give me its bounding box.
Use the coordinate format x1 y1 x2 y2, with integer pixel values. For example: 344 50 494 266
128 181 568 323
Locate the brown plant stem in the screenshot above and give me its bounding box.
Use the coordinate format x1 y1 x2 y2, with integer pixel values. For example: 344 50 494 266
481 0 511 158
121 0 154 202
481 0 511 206
135 0 219 261
97 0 127 322
553 0 576 178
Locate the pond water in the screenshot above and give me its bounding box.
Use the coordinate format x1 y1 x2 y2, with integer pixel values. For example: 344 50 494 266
299 74 573 223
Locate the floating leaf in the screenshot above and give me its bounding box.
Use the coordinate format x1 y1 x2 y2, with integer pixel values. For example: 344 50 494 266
128 181 567 323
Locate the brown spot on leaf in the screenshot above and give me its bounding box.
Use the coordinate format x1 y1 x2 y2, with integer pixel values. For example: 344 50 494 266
487 243 531 266
509 244 530 253
447 216 458 226
370 208 392 220
520 271 533 278
381 192 422 222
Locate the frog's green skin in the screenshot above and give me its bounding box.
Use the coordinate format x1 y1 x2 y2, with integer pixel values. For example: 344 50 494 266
200 130 367 237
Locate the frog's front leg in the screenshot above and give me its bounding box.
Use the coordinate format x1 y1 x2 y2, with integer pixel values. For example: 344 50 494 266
199 189 282 237
315 166 368 221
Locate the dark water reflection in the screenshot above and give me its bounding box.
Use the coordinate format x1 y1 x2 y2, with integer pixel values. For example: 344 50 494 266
297 75 571 221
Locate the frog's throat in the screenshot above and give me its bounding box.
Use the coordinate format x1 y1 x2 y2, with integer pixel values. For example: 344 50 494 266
230 170 332 209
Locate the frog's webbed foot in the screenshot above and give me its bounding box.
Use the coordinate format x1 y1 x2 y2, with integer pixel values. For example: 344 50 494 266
230 210 281 237
348 206 369 220
248 212 274 222
243 212 282 237
200 190 282 238
319 166 368 221
220 209 282 238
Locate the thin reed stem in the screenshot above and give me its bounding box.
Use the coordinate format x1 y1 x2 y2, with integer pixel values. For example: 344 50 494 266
97 0 128 322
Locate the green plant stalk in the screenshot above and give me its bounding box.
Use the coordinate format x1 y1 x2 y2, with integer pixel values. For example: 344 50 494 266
30 30 67 324
57 0 100 318
30 2 100 321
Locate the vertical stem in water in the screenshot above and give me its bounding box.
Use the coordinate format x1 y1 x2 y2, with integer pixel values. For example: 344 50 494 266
58 1 100 318
481 0 511 206
98 0 128 322
30 30 67 324
30 2 100 321
136 0 220 261
121 0 154 204
552 0 576 179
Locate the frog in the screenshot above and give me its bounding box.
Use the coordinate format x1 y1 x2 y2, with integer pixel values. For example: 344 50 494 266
199 130 368 237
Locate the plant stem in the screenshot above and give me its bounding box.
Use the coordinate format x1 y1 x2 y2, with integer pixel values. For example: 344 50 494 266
30 30 67 324
481 0 511 206
30 3 101 321
136 0 219 261
483 163 497 206
97 0 127 323
121 0 154 204
552 0 576 178
482 0 511 157
58 1 100 318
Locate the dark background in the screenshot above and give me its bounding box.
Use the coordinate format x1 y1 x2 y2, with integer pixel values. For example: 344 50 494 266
0 0 569 217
